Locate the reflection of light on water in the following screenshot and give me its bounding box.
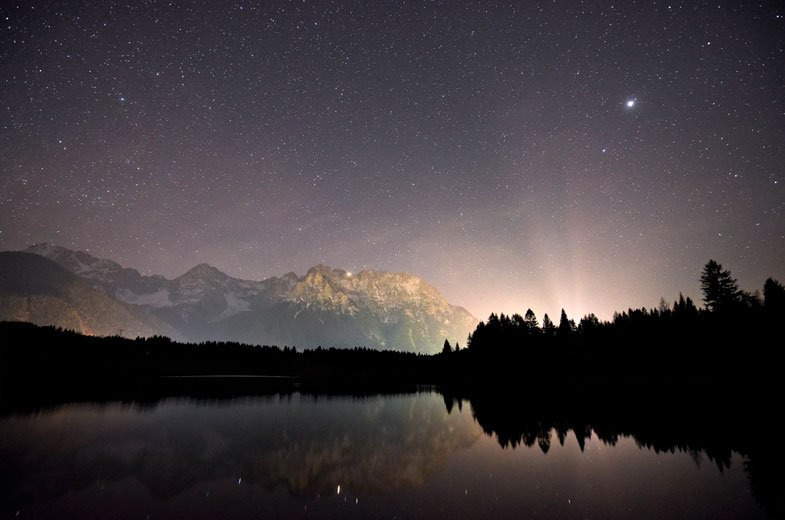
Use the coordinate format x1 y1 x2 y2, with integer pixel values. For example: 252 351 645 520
1 393 483 508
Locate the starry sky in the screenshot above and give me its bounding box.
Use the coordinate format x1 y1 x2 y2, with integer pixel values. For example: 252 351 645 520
1 0 784 321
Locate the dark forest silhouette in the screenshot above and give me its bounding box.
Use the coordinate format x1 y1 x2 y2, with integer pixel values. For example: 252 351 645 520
454 259 784 380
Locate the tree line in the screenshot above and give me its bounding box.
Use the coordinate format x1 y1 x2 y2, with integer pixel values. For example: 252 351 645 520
441 260 784 379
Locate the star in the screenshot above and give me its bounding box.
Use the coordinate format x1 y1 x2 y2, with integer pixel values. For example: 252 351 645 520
626 99 636 108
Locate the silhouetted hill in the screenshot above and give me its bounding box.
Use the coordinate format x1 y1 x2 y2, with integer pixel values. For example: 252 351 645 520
0 252 165 338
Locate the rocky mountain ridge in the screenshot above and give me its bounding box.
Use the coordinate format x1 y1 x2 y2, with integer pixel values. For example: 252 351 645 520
14 244 477 353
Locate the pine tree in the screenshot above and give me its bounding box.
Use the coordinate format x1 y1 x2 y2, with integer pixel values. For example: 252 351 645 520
442 339 453 355
673 292 698 316
579 313 600 334
557 309 572 337
764 278 785 314
700 260 741 312
542 314 556 336
523 308 540 334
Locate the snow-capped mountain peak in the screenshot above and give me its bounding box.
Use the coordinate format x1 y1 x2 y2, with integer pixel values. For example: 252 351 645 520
22 245 477 352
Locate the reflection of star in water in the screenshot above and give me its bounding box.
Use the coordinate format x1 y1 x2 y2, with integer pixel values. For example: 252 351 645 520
626 99 636 108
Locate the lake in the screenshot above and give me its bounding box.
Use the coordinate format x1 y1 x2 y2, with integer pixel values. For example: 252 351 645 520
0 391 771 519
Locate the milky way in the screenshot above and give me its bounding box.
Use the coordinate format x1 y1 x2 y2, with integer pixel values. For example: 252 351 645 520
1 1 784 320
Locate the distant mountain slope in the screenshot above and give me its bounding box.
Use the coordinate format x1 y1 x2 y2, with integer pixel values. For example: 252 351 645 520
20 244 477 352
0 252 162 338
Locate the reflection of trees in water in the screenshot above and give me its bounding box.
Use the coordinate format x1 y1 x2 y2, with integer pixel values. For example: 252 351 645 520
455 389 781 518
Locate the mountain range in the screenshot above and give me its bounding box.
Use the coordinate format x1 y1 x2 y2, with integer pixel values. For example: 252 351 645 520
0 244 477 353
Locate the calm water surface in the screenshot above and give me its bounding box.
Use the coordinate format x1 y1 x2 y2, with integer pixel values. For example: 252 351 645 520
0 392 768 519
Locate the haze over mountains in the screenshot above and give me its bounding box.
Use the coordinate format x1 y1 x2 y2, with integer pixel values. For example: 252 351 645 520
0 245 477 353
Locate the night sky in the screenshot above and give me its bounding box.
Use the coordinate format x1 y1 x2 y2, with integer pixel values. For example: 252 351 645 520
1 1 784 321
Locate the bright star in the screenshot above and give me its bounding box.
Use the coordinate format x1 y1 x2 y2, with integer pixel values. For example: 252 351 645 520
626 99 636 108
